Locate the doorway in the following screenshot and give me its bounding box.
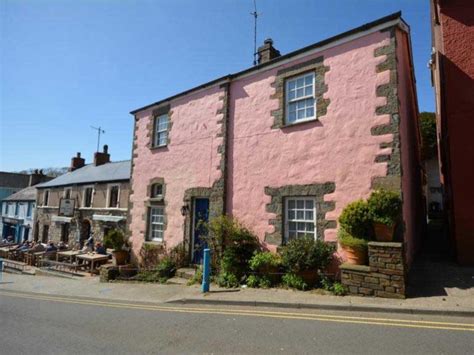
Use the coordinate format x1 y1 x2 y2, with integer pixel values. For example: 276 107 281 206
42 225 49 243
80 220 91 247
60 223 70 243
191 198 209 264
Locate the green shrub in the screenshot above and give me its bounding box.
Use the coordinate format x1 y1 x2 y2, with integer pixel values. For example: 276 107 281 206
246 274 259 288
420 111 437 160
103 229 125 251
338 228 368 251
367 189 402 227
249 251 281 271
217 271 240 288
338 200 372 240
156 257 176 279
187 268 203 286
320 275 347 296
282 273 308 291
332 282 347 296
204 216 260 282
134 270 169 283
280 236 335 274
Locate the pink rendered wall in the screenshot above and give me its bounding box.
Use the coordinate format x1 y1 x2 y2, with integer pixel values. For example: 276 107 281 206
228 31 393 250
129 86 225 257
397 29 424 267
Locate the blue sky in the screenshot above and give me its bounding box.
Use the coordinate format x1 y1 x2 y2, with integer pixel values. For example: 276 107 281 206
0 0 433 171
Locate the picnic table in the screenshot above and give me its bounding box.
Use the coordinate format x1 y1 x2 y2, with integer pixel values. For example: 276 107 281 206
56 250 82 264
25 251 46 266
76 253 109 274
0 245 18 258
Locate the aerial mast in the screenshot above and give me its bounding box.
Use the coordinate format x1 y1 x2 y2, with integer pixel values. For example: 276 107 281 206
90 126 106 152
251 0 260 66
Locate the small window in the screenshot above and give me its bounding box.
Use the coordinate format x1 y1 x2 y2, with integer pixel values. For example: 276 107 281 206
64 188 72 199
7 203 14 216
83 186 94 208
151 183 163 198
27 203 33 217
43 190 50 206
108 185 120 208
154 114 169 147
285 197 316 242
2 202 7 215
286 73 315 124
14 203 20 216
148 206 164 242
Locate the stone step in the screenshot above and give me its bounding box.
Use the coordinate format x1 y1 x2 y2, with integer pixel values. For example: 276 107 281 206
166 277 189 285
175 267 197 280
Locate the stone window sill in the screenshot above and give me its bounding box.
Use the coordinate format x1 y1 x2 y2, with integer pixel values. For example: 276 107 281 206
281 117 318 129
143 241 165 248
150 144 168 151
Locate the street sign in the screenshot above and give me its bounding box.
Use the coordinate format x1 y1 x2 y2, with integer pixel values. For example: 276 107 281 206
59 198 75 217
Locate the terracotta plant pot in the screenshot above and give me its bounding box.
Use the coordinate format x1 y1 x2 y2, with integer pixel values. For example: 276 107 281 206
297 270 319 286
342 245 367 265
112 250 129 266
373 222 396 242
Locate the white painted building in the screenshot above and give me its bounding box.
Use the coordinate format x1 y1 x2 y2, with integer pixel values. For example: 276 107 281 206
1 186 37 242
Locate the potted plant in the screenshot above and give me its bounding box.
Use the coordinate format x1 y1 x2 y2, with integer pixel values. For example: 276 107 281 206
280 236 335 286
367 189 402 242
338 199 372 240
103 229 128 265
338 228 368 265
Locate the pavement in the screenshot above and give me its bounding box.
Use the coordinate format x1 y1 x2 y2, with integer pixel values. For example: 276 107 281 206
1 271 473 317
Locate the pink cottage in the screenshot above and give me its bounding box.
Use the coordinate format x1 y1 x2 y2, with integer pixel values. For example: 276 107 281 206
128 12 424 268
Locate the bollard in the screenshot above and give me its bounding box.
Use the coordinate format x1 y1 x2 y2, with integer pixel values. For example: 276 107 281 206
202 248 210 293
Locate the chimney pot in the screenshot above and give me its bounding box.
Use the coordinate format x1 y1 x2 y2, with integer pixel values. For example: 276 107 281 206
77 152 81 158
103 144 108 154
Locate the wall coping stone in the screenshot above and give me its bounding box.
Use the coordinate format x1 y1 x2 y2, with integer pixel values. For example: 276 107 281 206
368 241 403 248
340 263 371 272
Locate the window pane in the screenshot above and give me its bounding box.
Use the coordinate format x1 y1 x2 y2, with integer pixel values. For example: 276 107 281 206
305 200 314 209
306 107 314 118
307 223 315 232
288 210 295 219
296 200 304 209
296 210 304 219
288 80 296 90
288 91 295 101
305 74 313 85
305 211 314 220
288 200 295 209
296 77 304 87
288 222 297 231
305 86 313 96
296 88 304 97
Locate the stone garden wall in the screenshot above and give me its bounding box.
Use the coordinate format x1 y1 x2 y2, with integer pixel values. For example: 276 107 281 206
341 242 406 299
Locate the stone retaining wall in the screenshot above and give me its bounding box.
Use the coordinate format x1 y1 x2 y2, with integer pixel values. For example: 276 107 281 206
341 242 406 299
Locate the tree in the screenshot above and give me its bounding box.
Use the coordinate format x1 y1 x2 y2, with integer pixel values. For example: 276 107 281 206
419 112 437 160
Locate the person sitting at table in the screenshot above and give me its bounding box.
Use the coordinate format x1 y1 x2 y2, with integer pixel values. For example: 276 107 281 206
17 241 31 252
30 242 45 253
95 242 107 255
45 241 57 252
57 241 68 251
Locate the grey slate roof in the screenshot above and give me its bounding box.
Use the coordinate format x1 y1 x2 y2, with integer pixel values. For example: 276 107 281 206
4 186 37 201
0 172 30 188
37 160 131 188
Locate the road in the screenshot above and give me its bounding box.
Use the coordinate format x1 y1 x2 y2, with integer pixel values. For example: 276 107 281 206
0 290 473 354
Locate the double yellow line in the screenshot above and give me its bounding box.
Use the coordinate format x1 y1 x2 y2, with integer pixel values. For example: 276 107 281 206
1 290 473 332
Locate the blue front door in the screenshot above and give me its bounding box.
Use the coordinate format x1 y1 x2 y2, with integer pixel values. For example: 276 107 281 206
192 198 209 264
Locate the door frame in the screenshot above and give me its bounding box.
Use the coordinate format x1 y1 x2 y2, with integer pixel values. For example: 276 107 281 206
190 197 209 264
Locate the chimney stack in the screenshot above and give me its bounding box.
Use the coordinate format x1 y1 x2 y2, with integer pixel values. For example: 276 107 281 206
70 152 85 171
94 145 110 166
257 38 281 65
29 170 46 186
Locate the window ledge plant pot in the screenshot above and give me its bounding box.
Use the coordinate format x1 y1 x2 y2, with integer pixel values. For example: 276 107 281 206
373 222 396 242
341 245 367 265
112 250 129 266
